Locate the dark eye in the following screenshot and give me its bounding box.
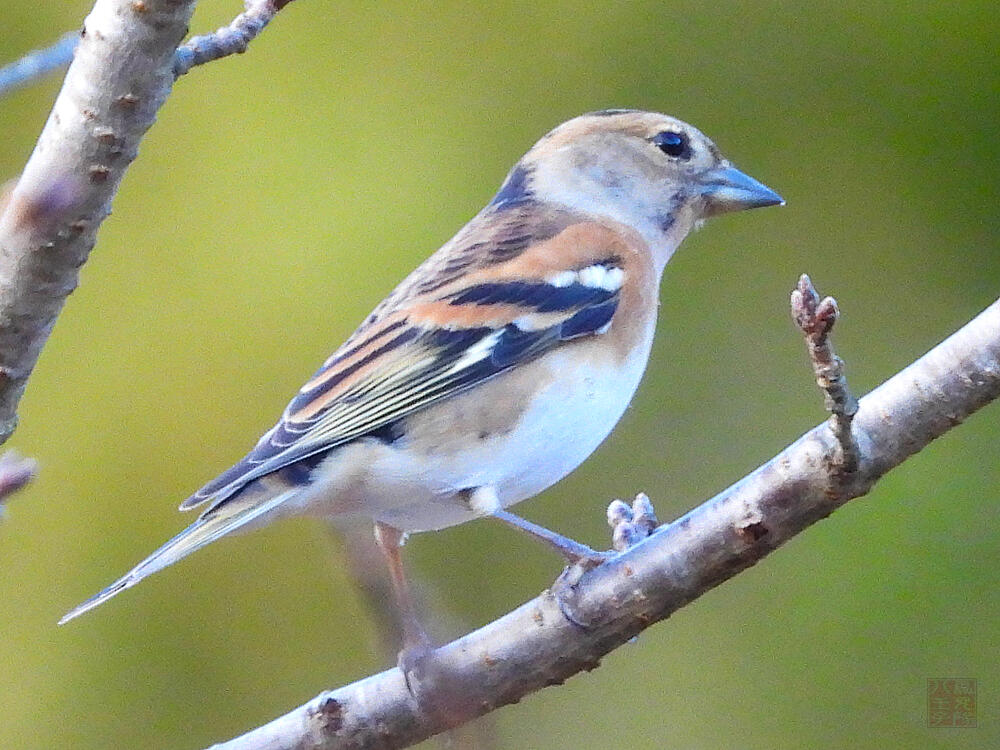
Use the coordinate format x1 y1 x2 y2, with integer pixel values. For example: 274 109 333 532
652 131 690 159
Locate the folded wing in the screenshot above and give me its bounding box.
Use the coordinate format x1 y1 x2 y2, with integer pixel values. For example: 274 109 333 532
182 215 630 515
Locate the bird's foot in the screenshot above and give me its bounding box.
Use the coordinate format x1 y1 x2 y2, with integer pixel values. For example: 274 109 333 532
553 494 661 630
552 538 615 570
398 631 436 697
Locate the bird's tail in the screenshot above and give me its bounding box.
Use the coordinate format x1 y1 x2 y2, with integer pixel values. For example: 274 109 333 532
59 488 296 625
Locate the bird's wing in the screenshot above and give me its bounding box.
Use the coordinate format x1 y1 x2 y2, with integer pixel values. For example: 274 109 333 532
181 207 633 513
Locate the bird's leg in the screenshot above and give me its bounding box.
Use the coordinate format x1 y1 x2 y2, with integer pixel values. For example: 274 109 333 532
372 521 433 682
493 509 613 568
335 522 405 659
470 487 611 569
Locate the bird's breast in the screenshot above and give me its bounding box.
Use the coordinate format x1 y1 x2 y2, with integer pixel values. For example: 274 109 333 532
326 321 656 533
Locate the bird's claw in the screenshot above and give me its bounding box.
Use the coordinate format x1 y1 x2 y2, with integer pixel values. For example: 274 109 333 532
398 633 436 696
550 550 614 630
561 545 614 570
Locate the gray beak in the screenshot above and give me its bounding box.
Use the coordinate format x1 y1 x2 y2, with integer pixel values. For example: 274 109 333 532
698 165 784 215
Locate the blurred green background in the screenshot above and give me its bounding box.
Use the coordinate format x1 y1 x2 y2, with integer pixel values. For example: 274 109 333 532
1 1 998 748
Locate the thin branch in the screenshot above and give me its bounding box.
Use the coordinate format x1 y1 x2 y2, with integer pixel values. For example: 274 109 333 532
174 0 295 77
0 32 79 98
0 0 295 100
338 524 408 659
791 273 859 471
0 450 37 520
606 492 658 552
206 293 1000 750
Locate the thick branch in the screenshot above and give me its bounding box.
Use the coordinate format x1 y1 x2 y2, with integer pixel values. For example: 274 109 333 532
207 297 1000 750
0 0 196 443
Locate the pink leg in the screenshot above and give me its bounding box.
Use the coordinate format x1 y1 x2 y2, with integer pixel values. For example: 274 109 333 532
372 522 433 670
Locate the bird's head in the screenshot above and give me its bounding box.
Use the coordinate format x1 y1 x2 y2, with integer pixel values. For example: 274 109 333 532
495 109 783 269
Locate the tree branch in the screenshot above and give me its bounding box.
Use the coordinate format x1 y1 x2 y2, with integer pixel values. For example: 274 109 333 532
174 0 294 77
791 273 859 471
0 450 37 520
0 0 295 445
1 0 295 99
0 32 79 98
0 0 196 443
336 524 500 750
205 292 1000 750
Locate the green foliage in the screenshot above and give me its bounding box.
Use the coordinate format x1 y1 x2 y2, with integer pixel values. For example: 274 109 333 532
0 1 997 747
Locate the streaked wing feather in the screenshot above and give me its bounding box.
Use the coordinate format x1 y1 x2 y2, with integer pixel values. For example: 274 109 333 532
200 323 570 504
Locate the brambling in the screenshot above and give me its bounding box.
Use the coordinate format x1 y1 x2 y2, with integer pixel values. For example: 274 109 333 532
61 110 782 638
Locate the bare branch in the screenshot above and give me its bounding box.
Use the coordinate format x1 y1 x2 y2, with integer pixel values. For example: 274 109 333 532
0 0 296 99
0 0 199 443
205 295 1000 750
174 0 296 77
791 273 860 471
606 492 658 552
0 450 37 519
0 1 299 443
0 32 79 98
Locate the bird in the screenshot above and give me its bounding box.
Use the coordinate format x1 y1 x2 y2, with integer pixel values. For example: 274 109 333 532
60 109 782 648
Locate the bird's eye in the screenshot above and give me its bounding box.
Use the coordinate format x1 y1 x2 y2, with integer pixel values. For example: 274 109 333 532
652 131 690 159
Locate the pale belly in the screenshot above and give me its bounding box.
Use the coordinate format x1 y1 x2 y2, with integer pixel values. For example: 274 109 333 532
301 334 655 533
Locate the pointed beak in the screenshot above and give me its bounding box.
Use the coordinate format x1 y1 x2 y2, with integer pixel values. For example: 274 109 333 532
698 165 784 215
